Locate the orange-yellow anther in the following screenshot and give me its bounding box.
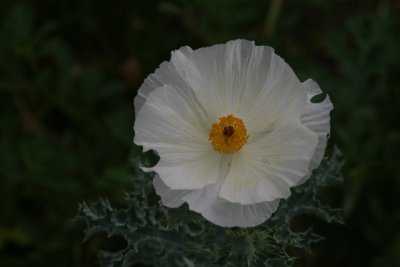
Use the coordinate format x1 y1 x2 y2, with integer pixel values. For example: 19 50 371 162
209 115 249 153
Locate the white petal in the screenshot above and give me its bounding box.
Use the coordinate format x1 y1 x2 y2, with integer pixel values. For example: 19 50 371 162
134 84 221 190
134 84 208 151
134 46 195 116
154 173 280 227
183 183 280 227
301 79 333 172
155 154 278 227
236 44 308 134
171 40 252 122
153 175 188 208
172 40 307 133
218 121 318 205
151 151 221 190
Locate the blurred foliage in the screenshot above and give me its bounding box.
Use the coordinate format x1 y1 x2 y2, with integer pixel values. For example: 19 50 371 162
0 0 399 266
77 148 342 267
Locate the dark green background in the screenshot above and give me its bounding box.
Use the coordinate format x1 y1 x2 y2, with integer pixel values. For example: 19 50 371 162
0 0 399 266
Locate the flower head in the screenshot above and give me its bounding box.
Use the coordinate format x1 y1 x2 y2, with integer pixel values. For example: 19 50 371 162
209 114 249 153
134 40 333 227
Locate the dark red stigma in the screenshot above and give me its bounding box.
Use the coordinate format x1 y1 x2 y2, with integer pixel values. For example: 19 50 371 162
223 126 234 137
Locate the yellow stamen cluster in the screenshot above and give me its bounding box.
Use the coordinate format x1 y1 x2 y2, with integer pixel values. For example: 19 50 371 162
209 115 249 153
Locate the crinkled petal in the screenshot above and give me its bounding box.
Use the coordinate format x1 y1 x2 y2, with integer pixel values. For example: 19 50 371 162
171 40 250 122
134 46 195 116
134 85 221 190
218 121 318 205
153 175 188 208
151 151 221 190
183 183 280 227
236 43 308 134
301 79 333 172
172 39 307 132
154 174 279 227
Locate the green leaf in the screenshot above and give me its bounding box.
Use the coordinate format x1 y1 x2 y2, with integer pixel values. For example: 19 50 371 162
76 146 343 267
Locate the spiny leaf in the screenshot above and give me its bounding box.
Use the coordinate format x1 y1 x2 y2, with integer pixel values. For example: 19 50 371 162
77 146 343 267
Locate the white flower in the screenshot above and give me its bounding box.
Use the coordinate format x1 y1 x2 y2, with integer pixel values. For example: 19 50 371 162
134 40 333 227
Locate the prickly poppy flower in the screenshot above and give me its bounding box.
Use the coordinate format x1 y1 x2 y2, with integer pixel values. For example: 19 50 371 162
134 40 333 227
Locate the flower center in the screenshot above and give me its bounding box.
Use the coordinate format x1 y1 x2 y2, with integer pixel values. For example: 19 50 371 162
209 115 249 153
